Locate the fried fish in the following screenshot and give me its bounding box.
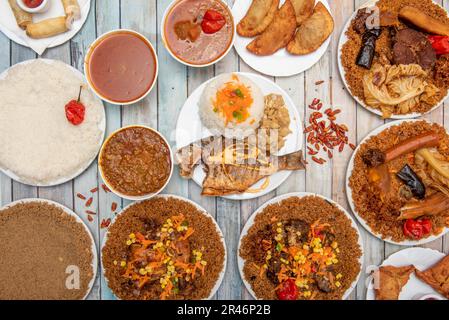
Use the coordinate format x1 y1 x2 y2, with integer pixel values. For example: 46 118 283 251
374 265 415 300
246 0 297 56
415 254 449 298
176 137 306 196
290 0 314 26
286 1 334 55
237 0 280 37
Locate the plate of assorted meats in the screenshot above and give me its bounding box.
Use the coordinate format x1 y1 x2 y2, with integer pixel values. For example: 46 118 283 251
175 72 305 200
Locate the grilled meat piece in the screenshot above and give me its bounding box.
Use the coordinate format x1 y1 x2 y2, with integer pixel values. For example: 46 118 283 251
284 219 309 246
393 28 436 70
266 258 282 285
362 148 385 167
315 272 336 293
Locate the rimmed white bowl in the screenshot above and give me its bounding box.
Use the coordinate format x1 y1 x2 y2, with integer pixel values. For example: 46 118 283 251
161 0 236 68
98 125 174 201
84 29 159 106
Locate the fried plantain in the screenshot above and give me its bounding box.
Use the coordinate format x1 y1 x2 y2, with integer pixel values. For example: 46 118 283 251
290 0 314 26
237 0 280 37
246 0 297 56
286 1 334 55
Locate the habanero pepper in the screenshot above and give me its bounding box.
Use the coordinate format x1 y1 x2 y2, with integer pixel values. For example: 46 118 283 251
403 218 432 240
428 35 449 55
65 86 86 126
276 279 298 300
201 9 226 34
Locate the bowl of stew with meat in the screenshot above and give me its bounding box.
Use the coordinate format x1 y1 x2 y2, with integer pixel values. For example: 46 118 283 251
161 0 235 67
98 125 174 201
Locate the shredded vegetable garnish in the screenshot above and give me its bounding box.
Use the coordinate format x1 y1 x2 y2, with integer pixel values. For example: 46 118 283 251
117 214 207 300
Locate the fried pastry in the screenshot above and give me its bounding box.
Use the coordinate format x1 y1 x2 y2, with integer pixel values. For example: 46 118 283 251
290 0 314 26
415 254 449 298
237 0 280 37
286 2 334 55
374 265 415 300
246 0 297 56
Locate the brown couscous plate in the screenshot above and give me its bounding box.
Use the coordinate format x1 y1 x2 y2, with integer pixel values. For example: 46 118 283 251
238 192 364 300
346 119 449 245
337 0 449 119
101 194 227 300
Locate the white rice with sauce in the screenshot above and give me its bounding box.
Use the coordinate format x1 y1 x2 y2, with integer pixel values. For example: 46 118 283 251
199 73 264 138
0 59 105 185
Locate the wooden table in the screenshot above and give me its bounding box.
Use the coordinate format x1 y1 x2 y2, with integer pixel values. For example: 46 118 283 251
0 0 448 300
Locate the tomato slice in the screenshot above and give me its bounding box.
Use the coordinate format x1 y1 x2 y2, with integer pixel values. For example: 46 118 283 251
201 10 226 34
276 279 298 300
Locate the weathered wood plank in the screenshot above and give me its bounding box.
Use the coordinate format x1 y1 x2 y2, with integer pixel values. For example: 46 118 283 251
95 0 121 300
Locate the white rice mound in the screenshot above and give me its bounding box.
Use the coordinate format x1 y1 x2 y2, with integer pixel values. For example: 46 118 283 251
0 59 105 185
199 73 264 138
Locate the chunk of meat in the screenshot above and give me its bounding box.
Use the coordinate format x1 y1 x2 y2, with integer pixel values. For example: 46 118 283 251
352 8 372 34
393 28 436 70
284 219 309 246
266 258 282 285
315 272 336 293
321 230 336 247
362 148 385 167
174 239 191 264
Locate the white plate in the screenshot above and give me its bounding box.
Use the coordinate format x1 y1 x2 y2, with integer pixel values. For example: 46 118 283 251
101 194 227 300
345 119 449 246
366 247 447 300
238 192 365 300
0 58 106 187
0 0 91 54
232 0 332 77
0 198 98 300
175 72 303 200
337 0 449 119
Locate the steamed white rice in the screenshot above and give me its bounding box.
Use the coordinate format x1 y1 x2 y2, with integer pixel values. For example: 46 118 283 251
199 73 264 138
0 59 105 185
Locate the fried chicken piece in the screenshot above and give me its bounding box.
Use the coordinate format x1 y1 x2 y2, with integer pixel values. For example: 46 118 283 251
237 0 280 37
415 254 449 299
246 0 297 56
374 265 415 300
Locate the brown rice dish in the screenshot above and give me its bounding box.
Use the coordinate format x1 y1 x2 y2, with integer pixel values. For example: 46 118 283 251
349 120 449 242
102 196 225 300
0 200 95 300
341 0 449 118
239 195 362 300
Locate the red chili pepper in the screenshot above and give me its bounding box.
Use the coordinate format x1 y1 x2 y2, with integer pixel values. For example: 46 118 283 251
276 279 298 300
403 218 432 240
428 35 449 55
201 10 226 34
65 86 85 125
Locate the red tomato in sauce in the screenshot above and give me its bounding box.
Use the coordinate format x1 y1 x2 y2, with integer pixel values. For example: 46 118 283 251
23 0 44 8
276 279 298 300
201 10 226 34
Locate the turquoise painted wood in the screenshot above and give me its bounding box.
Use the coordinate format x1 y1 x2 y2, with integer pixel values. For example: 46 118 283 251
0 0 448 300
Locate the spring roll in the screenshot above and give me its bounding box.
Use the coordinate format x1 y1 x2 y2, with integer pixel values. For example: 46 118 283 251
26 17 69 39
8 0 33 30
62 0 81 25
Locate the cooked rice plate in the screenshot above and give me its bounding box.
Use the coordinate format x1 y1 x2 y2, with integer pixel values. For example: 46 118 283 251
199 73 264 138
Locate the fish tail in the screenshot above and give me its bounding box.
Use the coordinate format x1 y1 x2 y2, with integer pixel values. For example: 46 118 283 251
278 151 306 170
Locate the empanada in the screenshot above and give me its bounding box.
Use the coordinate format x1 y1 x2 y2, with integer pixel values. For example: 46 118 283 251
237 0 280 37
374 265 415 300
415 254 449 298
290 0 314 26
246 0 297 56
286 1 334 55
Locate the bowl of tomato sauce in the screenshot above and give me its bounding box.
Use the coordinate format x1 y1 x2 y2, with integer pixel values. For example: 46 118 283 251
84 29 158 106
17 0 49 13
161 0 235 67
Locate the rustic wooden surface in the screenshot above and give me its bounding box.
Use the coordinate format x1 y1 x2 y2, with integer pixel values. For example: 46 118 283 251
0 0 448 300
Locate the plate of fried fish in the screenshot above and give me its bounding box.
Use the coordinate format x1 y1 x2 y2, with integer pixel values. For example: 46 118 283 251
175 72 305 200
366 247 449 300
233 0 334 77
